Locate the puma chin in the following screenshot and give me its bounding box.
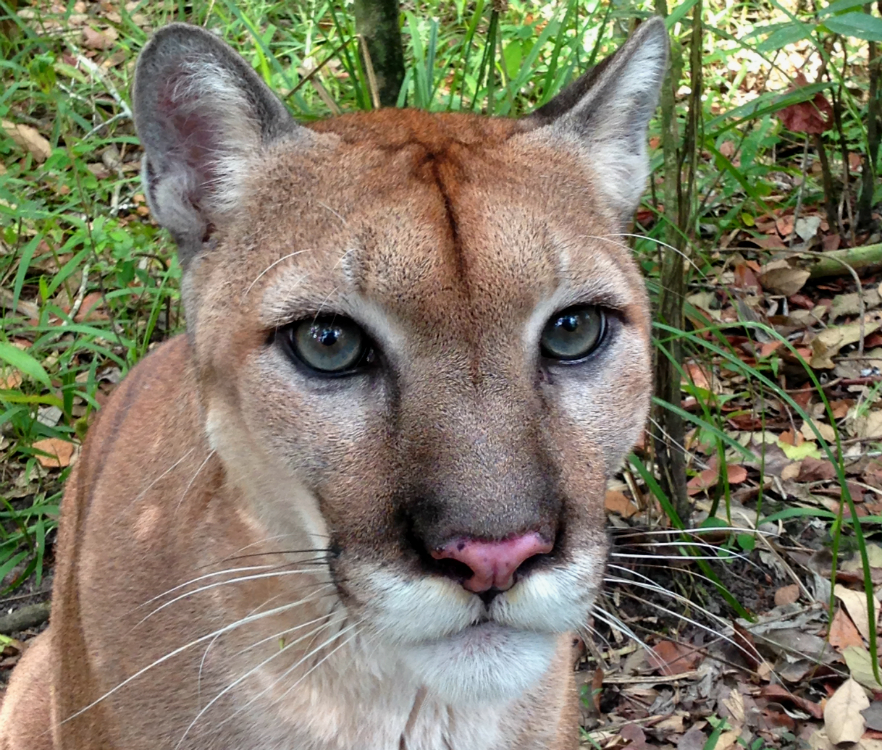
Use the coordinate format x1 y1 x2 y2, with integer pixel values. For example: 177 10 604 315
354 547 606 703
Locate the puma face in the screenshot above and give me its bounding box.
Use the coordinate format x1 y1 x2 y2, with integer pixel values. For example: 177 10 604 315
135 20 667 705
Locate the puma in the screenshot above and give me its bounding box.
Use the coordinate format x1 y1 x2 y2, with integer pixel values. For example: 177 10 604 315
0 18 667 749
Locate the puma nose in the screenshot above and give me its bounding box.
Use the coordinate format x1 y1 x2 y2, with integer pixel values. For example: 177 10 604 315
430 533 554 593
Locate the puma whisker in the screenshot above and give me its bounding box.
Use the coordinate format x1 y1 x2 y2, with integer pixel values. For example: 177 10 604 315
1 18 669 750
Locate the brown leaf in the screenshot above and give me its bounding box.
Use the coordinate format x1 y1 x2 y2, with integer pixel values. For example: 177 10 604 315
781 461 802 481
835 584 881 642
685 362 712 390
0 120 51 162
687 463 748 495
734 263 760 292
73 292 108 323
774 584 800 607
798 457 837 482
604 489 638 519
758 234 788 250
677 727 707 750
760 262 811 297
829 606 865 651
0 371 23 389
647 640 701 676
778 429 799 446
800 418 837 444
824 233 842 252
733 621 762 670
621 723 651 750
82 25 119 50
761 684 825 719
776 213 796 237
31 438 75 468
776 73 834 135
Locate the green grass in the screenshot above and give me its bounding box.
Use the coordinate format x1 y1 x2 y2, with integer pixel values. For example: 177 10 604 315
1 0 881 646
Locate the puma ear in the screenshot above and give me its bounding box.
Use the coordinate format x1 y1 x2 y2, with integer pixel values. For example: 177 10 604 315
133 23 306 262
527 17 669 221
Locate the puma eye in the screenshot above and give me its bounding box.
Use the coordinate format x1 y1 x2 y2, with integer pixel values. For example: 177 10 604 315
540 306 606 362
284 316 372 374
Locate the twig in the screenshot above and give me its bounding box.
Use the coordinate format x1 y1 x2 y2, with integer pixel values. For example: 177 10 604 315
83 110 129 140
71 48 132 120
287 39 352 101
357 33 381 110
202 0 217 26
0 602 50 634
65 260 91 325
296 61 341 116
789 135 810 250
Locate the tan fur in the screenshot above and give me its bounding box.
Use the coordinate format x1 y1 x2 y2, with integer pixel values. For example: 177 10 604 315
0 21 666 749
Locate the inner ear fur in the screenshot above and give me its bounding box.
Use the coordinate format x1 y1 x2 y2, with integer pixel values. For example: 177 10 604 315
133 23 307 263
526 17 669 222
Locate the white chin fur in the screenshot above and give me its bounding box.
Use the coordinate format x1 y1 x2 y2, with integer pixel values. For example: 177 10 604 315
401 625 558 704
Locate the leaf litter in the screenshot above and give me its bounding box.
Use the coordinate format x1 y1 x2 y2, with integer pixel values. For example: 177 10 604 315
2 4 882 750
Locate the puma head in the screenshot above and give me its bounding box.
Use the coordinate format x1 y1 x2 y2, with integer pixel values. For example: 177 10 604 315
133 19 667 704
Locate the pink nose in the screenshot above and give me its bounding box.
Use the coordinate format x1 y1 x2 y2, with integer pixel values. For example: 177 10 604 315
430 533 554 593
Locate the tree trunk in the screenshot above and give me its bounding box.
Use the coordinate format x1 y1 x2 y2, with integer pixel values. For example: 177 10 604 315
353 0 406 108
651 3 699 525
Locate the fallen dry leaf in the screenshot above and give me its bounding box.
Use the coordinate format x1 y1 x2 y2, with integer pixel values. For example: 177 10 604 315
843 545 882 573
646 640 701 676
825 677 869 744
721 685 746 725
801 418 836 444
761 683 825 719
604 489 638 519
0 120 51 162
777 72 834 135
830 607 866 651
31 437 75 468
759 261 811 296
795 215 822 242
73 292 109 323
855 411 882 441
831 288 882 320
844 646 882 690
863 702 882 732
811 314 882 369
774 584 800 607
808 728 835 750
835 584 881 643
0 370 23 389
713 732 741 750
781 461 802 481
684 361 714 391
82 25 119 50
677 726 707 750
797 457 836 482
776 214 796 238
687 463 748 495
620 723 651 750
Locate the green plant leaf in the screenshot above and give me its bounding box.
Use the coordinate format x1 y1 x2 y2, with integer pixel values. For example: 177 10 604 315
822 11 882 40
819 0 866 16
0 342 51 388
